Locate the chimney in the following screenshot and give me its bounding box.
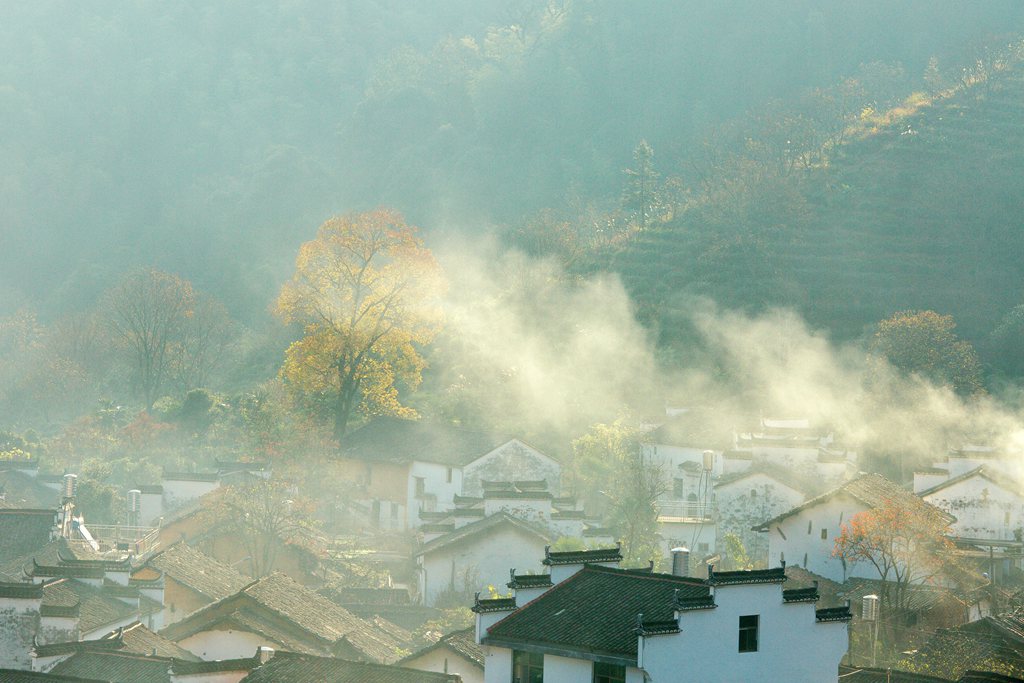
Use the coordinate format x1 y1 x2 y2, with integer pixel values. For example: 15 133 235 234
671 547 690 577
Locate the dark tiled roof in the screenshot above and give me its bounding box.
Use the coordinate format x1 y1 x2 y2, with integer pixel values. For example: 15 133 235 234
482 489 552 500
131 484 163 495
452 494 482 506
507 571 552 590
481 479 549 491
160 572 407 664
169 654 261 675
752 473 954 531
543 544 622 566
897 613 1024 679
707 565 786 585
1 538 107 580
142 542 249 601
815 605 853 622
340 417 505 466
49 651 174 682
436 628 484 667
636 618 680 635
42 579 140 635
0 508 56 564
239 651 462 683
674 593 715 610
0 670 106 682
0 580 43 599
28 560 106 581
484 564 709 662
0 470 58 509
782 585 820 603
918 466 1024 498
34 636 125 658
242 573 405 661
416 512 554 557
471 596 516 613
107 621 201 660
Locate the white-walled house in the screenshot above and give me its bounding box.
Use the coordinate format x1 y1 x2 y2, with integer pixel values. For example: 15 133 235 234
416 512 554 606
753 473 954 583
714 467 808 566
338 418 562 530
919 466 1024 541
474 547 851 683
733 417 856 486
399 627 484 683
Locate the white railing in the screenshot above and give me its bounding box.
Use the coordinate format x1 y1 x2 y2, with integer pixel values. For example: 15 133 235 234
86 525 161 555
656 500 715 521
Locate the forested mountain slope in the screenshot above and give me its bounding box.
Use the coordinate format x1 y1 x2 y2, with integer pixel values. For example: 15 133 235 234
613 63 1024 344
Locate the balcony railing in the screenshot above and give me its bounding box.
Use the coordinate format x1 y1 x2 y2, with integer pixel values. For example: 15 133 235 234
656 500 715 521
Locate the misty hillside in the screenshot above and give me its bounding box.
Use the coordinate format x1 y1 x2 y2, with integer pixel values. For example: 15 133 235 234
613 56 1024 344
2 1 1022 328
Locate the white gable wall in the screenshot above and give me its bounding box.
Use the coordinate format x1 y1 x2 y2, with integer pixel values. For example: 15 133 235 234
178 627 272 661
766 494 871 583
716 473 806 567
419 526 548 606
462 441 561 497
923 475 1024 540
403 647 483 683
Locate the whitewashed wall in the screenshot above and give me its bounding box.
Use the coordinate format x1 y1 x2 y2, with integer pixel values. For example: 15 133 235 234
419 525 548 605
642 583 847 682
406 461 463 529
766 494 871 583
923 474 1024 540
178 628 269 661
463 441 561 497
716 474 806 567
402 647 484 683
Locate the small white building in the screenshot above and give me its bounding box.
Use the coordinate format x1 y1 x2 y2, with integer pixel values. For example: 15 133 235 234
919 466 1024 541
733 417 856 486
753 473 953 583
714 467 808 567
474 547 851 683
399 627 484 683
416 512 554 606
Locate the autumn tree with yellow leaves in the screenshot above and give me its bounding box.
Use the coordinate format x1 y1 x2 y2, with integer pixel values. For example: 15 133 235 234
275 209 445 440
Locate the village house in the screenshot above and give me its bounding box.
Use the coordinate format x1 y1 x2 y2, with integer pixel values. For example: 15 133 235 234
732 417 856 485
415 480 606 606
30 620 200 673
130 542 251 626
473 546 851 682
236 650 464 683
158 572 407 663
752 473 954 583
713 466 809 566
399 627 484 683
338 418 561 530
917 466 1024 542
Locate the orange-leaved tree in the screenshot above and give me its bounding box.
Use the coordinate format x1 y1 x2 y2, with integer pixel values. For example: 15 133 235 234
275 209 445 440
833 496 960 655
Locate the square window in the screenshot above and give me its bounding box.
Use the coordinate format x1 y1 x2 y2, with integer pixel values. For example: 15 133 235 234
513 650 543 683
594 661 626 683
738 614 759 653
446 467 453 484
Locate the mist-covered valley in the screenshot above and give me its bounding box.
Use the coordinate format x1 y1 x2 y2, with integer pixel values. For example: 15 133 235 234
3 4 1024 679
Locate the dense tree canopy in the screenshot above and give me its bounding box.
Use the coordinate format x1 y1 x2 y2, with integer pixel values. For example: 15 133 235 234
276 209 445 439
869 310 983 396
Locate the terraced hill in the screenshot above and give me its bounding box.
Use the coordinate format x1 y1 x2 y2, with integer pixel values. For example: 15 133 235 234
612 67 1024 344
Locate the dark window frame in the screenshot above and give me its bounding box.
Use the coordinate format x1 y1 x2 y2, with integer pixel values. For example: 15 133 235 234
738 614 759 653
594 661 626 683
512 650 544 683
